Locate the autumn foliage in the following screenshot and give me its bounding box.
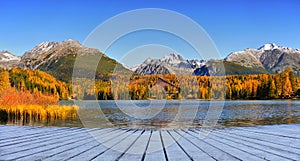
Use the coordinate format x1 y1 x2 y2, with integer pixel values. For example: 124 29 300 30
76 67 300 100
0 69 77 122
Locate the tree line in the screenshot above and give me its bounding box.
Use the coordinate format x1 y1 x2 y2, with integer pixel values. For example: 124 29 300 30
1 67 299 100
78 67 300 100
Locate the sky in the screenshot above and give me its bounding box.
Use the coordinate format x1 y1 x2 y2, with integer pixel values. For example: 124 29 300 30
1 0 300 61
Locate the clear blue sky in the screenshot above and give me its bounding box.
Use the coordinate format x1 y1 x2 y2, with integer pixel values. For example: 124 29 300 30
1 0 300 59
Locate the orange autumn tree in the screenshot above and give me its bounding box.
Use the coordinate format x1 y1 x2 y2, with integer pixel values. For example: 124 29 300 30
0 69 78 121
0 69 60 106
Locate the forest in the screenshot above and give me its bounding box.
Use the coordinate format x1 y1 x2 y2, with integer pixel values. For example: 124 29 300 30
0 67 299 101
87 67 300 100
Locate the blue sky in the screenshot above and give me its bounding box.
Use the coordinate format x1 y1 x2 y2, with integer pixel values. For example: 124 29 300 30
0 0 300 60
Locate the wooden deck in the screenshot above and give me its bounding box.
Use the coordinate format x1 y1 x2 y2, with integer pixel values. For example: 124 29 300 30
0 124 299 161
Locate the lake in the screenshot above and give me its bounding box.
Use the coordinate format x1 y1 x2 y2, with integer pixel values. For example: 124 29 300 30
1 100 300 129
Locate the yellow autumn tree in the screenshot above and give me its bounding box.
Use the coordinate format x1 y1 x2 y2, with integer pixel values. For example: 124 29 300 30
0 71 11 94
282 72 293 98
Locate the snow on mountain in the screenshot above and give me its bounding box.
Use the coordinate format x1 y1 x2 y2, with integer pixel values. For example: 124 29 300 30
129 64 141 71
258 43 279 51
160 53 186 64
134 53 206 75
135 43 300 76
22 42 59 59
0 50 21 69
225 43 300 74
0 50 20 62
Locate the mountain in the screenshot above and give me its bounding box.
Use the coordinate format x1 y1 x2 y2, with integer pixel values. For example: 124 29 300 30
18 40 130 82
2 41 299 80
0 50 21 69
133 53 205 75
193 60 267 76
134 43 300 76
132 52 264 76
225 43 300 75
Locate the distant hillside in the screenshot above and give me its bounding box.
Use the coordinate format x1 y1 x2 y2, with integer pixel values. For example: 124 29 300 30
8 68 70 100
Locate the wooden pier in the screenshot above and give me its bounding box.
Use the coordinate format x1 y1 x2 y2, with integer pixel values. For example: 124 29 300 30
0 124 299 160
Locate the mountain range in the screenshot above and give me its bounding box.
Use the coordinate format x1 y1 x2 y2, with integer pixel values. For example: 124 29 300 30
225 43 300 75
132 43 300 76
1 41 300 82
133 53 205 75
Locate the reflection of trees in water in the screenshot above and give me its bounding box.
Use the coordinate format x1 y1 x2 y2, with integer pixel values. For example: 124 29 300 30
0 106 80 127
0 110 8 123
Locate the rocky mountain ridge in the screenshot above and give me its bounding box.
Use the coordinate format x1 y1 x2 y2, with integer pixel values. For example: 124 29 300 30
133 43 300 76
225 43 300 75
133 53 205 75
1 41 300 79
0 40 129 82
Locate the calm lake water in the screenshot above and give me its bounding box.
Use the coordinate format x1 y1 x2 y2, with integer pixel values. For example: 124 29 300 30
1 100 300 129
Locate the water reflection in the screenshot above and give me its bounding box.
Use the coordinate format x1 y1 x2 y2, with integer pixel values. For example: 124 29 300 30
1 100 300 128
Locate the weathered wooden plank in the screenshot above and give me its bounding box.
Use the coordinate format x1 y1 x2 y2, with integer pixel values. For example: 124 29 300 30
143 130 166 161
91 129 142 160
187 129 264 161
238 124 300 139
36 128 117 161
168 130 215 161
0 127 82 147
68 129 132 161
210 129 300 160
160 130 191 160
175 130 241 161
0 126 67 141
118 130 152 161
207 130 290 161
0 128 99 160
215 128 300 153
16 128 116 161
0 127 88 153
218 127 300 149
95 129 144 161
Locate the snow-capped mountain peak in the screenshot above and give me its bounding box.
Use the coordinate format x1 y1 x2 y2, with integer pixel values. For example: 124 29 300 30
133 53 206 75
22 42 59 59
129 64 141 71
258 43 279 51
0 50 21 69
0 50 20 62
160 53 185 64
143 57 152 64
